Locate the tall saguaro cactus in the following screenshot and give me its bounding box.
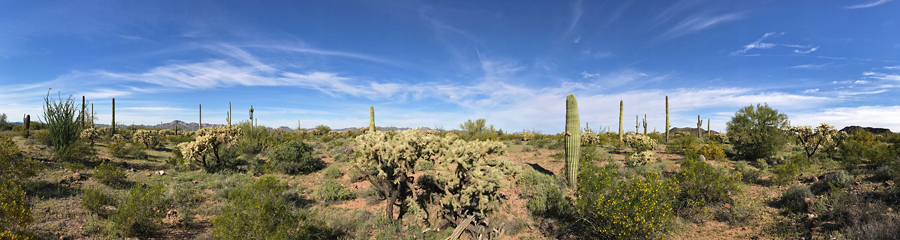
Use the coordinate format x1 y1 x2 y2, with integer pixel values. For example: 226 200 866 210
227 102 232 127
111 98 116 136
635 115 639 134
643 114 648 135
81 96 86 129
665 96 670 143
707 119 711 136
369 105 375 132
199 104 202 130
618 100 624 141
565 94 581 188
249 105 254 136
91 103 94 128
697 115 703 138
23 114 30 137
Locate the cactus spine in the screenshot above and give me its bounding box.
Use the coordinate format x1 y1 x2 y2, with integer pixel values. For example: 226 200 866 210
665 96 669 143
369 105 375 133
565 94 581 188
643 114 648 135
111 98 116 136
227 101 232 127
697 115 703 138
618 100 623 141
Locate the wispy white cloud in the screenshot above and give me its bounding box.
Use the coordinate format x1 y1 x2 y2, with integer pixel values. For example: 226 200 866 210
863 72 900 81
246 44 401 66
581 49 613 59
793 46 819 54
802 88 819 93
788 62 831 69
845 0 893 9
731 32 782 55
566 0 583 35
658 12 743 41
884 65 900 70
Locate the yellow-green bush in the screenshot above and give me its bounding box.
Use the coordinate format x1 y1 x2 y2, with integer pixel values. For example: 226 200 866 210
666 135 699 154
693 142 726 161
0 179 32 239
772 160 800 186
81 188 117 217
576 164 679 239
266 139 324 174
518 170 569 218
674 157 742 216
313 179 355 202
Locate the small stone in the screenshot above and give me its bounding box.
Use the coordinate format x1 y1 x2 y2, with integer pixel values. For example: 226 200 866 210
72 172 81 181
157 170 165 175
885 181 895 186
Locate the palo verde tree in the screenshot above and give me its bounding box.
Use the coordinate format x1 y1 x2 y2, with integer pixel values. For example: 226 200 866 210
726 103 790 160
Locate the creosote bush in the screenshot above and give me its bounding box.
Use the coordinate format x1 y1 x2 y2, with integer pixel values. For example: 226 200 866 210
674 157 743 217
267 139 324 174
93 162 128 188
695 141 726 161
518 170 569 218
780 185 813 213
772 160 800 186
81 188 117 217
576 164 679 239
666 134 699 154
313 179 355 202
112 183 170 237
1 179 33 239
212 175 334 239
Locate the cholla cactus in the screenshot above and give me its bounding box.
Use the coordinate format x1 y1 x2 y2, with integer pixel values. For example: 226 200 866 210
353 129 445 221
522 131 535 141
709 133 728 144
582 130 600 146
177 126 242 171
111 134 125 143
435 137 515 232
623 133 658 152
626 150 656 167
133 130 158 148
159 129 173 136
787 123 837 160
81 127 99 147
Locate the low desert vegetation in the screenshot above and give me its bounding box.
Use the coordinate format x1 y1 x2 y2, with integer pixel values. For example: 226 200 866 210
1 94 898 240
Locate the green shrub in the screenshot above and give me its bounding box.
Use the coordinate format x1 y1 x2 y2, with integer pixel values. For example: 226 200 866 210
734 162 761 184
313 179 355 202
93 162 129 188
414 160 434 172
212 175 337 239
81 188 117 217
813 170 852 193
666 135 699 154
1 136 40 181
873 165 898 181
754 158 769 170
33 130 51 146
674 157 743 216
726 104 790 160
267 139 324 174
517 170 569 218
780 185 813 213
321 164 343 179
576 164 678 239
772 160 800 186
112 183 170 237
838 130 897 166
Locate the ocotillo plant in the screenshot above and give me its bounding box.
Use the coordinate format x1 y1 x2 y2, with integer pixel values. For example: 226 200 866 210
111 98 116 136
643 114 648 135
227 101 232 127
23 114 30 137
697 115 703 138
369 105 375 133
619 100 623 141
565 94 581 188
665 96 670 143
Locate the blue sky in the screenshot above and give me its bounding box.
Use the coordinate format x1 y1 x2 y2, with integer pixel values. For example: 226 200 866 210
1 0 899 133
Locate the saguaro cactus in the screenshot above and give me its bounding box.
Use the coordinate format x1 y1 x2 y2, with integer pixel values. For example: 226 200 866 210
249 105 254 136
369 105 375 133
643 114 648 135
619 100 623 141
23 114 30 137
665 96 670 143
81 96 86 129
697 115 703 138
91 103 94 128
635 115 639 134
707 119 711 136
227 101 232 127
565 94 581 188
199 104 202 130
112 98 116 136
